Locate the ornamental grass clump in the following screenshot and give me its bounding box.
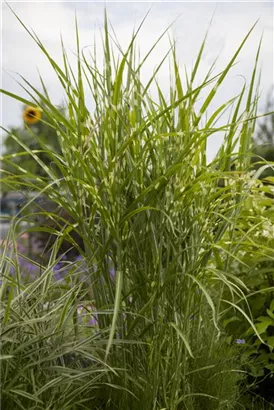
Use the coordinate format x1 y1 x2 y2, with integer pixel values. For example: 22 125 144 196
1 9 272 410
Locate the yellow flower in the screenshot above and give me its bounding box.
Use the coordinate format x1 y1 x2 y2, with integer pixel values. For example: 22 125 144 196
23 106 42 125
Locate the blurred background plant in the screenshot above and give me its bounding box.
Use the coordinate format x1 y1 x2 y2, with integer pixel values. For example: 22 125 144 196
251 88 274 180
1 101 63 196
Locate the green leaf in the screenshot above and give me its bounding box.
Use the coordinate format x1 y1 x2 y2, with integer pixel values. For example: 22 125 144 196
0 355 14 361
266 336 274 350
171 322 194 358
270 298 274 312
255 316 274 335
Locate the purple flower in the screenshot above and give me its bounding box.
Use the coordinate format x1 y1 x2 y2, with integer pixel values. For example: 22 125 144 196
53 262 70 282
55 271 65 281
75 255 83 261
18 257 41 277
77 304 98 326
87 316 98 326
17 243 29 253
235 339 245 344
109 267 115 280
53 263 62 272
10 265 16 276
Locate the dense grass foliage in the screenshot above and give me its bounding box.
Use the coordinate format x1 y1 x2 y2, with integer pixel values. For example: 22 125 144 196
1 10 274 410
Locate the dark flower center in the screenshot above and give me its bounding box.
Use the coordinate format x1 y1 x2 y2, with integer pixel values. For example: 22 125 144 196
27 110 36 118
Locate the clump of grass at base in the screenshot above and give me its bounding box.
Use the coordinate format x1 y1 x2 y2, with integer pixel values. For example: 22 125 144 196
0 9 270 410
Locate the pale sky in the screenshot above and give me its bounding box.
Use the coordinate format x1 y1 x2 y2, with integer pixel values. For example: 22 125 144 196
1 1 273 160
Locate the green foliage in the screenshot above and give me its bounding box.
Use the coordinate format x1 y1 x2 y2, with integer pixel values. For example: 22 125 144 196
219 175 274 403
0 8 272 410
